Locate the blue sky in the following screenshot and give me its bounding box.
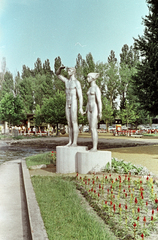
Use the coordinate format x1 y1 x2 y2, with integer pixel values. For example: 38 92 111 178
0 0 148 76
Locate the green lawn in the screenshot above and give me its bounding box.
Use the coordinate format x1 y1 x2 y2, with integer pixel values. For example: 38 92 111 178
31 176 117 240
26 151 53 168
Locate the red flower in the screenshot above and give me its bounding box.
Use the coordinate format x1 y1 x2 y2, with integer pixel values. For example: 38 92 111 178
113 204 116 212
128 177 130 181
151 216 153 221
155 198 158 204
110 201 113 206
146 176 149 180
93 180 95 184
143 216 146 222
141 233 144 239
94 190 96 193
146 201 148 206
135 197 138 204
109 174 111 177
107 189 109 193
99 184 101 189
98 193 100 197
105 201 107 205
133 222 137 228
51 151 54 153
137 216 139 221
91 188 93 192
123 189 126 193
105 176 107 179
125 204 127 210
152 209 154 215
119 203 121 208
137 207 140 213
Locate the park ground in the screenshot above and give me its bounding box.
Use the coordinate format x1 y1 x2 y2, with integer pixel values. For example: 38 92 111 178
26 132 158 177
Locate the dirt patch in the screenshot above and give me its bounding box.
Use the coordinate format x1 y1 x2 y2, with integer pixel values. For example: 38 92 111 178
108 145 158 176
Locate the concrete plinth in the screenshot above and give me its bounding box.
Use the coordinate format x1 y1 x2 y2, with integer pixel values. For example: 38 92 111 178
77 150 111 174
56 146 88 173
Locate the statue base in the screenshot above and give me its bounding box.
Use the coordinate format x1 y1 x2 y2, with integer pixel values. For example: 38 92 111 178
56 146 88 173
77 151 111 174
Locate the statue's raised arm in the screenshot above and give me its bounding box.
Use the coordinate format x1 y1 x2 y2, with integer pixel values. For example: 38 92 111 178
56 65 67 83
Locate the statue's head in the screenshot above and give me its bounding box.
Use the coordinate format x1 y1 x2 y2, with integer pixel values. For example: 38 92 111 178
68 67 76 77
87 73 99 82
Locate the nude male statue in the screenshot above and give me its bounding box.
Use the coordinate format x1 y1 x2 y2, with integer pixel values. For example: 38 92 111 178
85 73 102 151
56 66 84 147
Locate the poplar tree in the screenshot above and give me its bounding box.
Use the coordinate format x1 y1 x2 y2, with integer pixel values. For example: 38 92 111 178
133 0 158 115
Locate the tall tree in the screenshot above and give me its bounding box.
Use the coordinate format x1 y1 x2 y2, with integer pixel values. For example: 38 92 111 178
41 90 66 134
0 93 26 126
119 44 139 109
34 58 43 75
18 77 34 113
105 50 119 108
102 97 114 131
133 0 158 116
0 71 14 99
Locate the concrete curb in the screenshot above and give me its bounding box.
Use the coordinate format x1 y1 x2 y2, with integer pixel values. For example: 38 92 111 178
21 159 49 240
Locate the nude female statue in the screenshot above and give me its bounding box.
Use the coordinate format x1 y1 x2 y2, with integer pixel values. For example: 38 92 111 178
56 66 84 147
86 73 102 151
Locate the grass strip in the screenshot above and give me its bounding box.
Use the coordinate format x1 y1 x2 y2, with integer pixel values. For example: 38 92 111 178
26 152 52 168
31 176 117 240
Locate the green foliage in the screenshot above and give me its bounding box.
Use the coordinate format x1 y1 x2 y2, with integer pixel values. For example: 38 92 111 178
0 71 14 99
41 90 66 125
104 157 143 175
0 93 26 126
133 0 158 115
32 176 116 240
34 104 43 127
106 51 119 108
18 76 34 112
119 101 139 126
102 97 114 128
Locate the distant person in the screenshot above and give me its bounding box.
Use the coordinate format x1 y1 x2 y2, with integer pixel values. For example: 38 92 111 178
85 73 102 151
56 66 84 146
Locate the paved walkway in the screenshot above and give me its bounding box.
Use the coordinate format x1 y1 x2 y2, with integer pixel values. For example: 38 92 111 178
0 159 48 240
0 160 30 240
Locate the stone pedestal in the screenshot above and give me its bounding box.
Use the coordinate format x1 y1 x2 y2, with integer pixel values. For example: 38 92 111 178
56 146 88 173
77 151 111 174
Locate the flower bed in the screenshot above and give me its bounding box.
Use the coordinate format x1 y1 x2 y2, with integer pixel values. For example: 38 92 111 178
75 173 158 239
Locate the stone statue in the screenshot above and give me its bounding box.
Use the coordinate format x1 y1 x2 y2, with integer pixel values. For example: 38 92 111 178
56 66 84 147
86 73 102 151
